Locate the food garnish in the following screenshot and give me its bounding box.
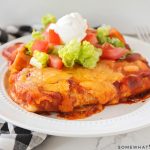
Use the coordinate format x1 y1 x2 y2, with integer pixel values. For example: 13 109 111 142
30 50 49 68
41 14 56 27
23 12 131 70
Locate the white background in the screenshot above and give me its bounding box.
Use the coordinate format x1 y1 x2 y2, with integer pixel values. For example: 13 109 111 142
0 0 150 34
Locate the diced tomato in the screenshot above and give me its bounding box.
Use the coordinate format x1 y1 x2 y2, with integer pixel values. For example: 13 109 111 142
83 29 98 46
32 40 49 53
49 29 62 45
49 55 63 69
109 28 126 43
102 43 114 50
95 43 102 49
101 43 129 60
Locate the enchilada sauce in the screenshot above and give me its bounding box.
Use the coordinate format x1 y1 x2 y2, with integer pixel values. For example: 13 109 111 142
3 44 150 120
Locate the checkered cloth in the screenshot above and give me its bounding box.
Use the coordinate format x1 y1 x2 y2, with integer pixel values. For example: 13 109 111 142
0 25 47 150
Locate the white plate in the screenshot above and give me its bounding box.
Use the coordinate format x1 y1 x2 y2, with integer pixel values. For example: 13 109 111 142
0 35 150 137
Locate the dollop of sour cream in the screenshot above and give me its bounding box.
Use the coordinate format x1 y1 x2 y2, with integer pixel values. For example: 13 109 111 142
47 12 88 43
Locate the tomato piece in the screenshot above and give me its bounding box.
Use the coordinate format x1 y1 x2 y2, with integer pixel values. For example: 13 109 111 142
109 28 126 43
83 29 98 46
95 43 102 49
101 43 128 60
32 40 49 53
49 29 62 45
49 55 63 69
102 43 114 50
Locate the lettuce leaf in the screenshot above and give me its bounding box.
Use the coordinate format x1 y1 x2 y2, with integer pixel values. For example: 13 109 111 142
41 14 56 27
97 25 111 44
109 38 125 48
58 40 101 68
58 39 81 67
79 41 102 68
25 41 34 55
32 30 44 40
30 50 49 68
97 26 125 48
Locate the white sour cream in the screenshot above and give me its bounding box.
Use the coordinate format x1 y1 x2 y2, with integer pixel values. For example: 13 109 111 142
47 12 88 43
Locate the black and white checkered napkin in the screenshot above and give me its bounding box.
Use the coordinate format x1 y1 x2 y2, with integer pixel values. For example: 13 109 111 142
0 25 47 150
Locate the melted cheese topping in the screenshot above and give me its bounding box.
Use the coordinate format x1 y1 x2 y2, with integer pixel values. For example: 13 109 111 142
17 61 124 96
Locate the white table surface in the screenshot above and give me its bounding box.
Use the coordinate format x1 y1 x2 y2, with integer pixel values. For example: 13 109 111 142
35 126 150 150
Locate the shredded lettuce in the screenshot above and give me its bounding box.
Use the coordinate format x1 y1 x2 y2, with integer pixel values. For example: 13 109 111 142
30 50 49 68
25 41 34 55
97 26 125 48
109 38 125 48
30 57 43 69
97 25 111 44
41 14 56 27
58 39 81 67
58 40 101 68
32 30 44 40
79 41 102 68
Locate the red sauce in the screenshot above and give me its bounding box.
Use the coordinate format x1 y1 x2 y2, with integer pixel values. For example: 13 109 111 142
58 89 150 120
120 89 150 104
